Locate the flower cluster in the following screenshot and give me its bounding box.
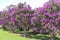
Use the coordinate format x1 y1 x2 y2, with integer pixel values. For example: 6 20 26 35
0 0 60 34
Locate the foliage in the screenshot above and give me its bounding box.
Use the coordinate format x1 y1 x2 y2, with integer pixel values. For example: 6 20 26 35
0 0 60 38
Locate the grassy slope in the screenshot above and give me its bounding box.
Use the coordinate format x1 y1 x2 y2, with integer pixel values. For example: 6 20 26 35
0 29 60 40
0 29 35 40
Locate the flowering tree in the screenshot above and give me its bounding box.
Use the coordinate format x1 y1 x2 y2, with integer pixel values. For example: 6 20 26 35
0 0 60 39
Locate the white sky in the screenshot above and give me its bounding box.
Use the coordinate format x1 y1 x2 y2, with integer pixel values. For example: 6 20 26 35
0 0 49 11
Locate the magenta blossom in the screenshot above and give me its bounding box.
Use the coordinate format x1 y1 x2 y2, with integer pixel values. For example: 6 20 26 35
51 26 56 30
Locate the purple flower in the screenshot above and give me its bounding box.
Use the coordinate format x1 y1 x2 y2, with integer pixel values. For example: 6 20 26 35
46 29 49 32
43 12 51 17
50 0 58 5
41 18 47 23
51 26 56 30
44 2 50 8
11 17 16 22
50 19 54 22
39 30 42 33
56 17 60 21
51 13 57 17
45 22 50 27
21 7 30 11
34 13 38 17
30 17 37 24
39 7 45 12
0 21 5 25
43 12 47 15
31 17 37 21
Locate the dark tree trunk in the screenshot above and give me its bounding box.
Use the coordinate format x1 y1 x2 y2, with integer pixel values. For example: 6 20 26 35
2 25 6 30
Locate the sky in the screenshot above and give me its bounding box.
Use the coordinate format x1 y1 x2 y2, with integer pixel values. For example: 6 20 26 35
0 0 49 11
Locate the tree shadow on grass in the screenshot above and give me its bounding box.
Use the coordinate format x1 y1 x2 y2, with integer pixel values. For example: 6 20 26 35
15 31 60 40
0 27 60 40
28 32 60 40
29 33 50 40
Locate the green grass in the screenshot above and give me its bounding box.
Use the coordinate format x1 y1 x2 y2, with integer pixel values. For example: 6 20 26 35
0 28 60 40
0 29 35 40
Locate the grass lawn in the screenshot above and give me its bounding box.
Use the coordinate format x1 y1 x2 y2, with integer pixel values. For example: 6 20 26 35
0 28 60 40
0 29 35 40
